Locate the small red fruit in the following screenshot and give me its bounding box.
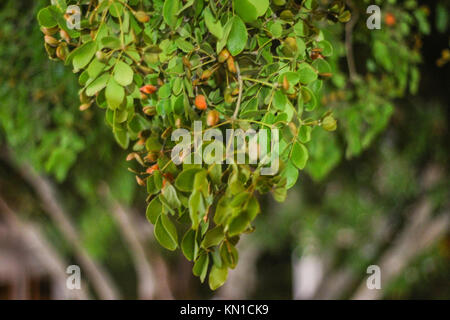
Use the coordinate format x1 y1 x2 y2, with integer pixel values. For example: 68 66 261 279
385 13 396 26
195 95 208 110
146 164 159 174
140 84 158 95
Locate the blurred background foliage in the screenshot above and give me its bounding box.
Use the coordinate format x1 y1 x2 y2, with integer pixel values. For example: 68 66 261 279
0 0 448 299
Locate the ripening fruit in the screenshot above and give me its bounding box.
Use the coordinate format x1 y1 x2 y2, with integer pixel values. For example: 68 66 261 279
224 88 234 104
136 176 146 187
227 56 237 73
79 103 91 111
195 95 208 110
288 122 298 136
146 164 159 174
41 26 58 36
207 110 220 127
135 11 150 23
144 152 158 163
140 84 158 95
44 35 59 47
201 69 214 80
126 153 137 161
319 72 333 79
280 10 294 21
218 49 231 63
385 13 396 26
60 29 70 43
282 76 290 91
284 37 298 52
56 44 68 61
310 48 323 60
322 115 337 132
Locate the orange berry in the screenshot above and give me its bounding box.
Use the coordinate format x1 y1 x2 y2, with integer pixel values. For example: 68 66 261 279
385 13 396 26
146 164 159 174
195 95 208 110
140 84 158 95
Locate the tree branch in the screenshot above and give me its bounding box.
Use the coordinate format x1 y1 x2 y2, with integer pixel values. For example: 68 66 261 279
99 183 173 299
0 196 90 299
1 149 120 300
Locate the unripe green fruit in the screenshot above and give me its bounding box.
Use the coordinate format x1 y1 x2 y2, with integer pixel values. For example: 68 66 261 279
96 51 107 62
273 0 286 6
322 115 337 132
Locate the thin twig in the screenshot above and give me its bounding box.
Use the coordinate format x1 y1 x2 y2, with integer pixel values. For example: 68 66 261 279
232 62 243 120
345 0 359 82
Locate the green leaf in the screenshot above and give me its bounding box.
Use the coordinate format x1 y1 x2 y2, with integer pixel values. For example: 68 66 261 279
86 73 109 96
113 127 129 149
228 211 251 236
175 38 195 53
318 40 333 57
193 253 209 283
181 229 197 261
87 59 106 79
269 21 283 38
154 214 178 251
217 19 233 53
209 265 228 290
189 190 205 230
204 8 223 39
105 77 124 110
227 16 248 56
233 0 269 23
301 86 317 111
214 196 233 226
37 8 57 28
72 41 97 72
233 0 257 22
279 71 300 86
291 142 309 170
146 197 162 224
113 60 134 87
298 62 318 84
163 0 180 29
175 168 203 192
312 59 332 74
220 243 239 269
109 2 123 18
201 226 224 248
281 160 299 189
100 36 122 50
161 184 181 209
273 91 288 111
298 125 312 143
